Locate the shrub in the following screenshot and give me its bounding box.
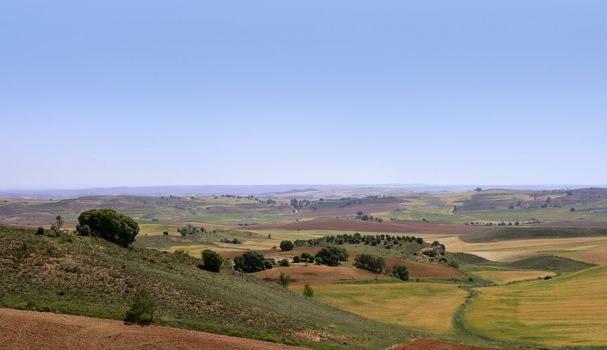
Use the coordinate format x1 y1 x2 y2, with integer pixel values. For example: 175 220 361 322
201 249 223 272
355 253 385 273
233 251 266 272
314 257 323 265
36 227 45 235
279 258 290 267
125 289 156 324
393 264 409 281
78 225 91 236
280 240 294 251
59 231 74 243
50 215 64 237
292 256 301 263
278 272 292 288
303 283 314 297
315 246 348 266
77 209 139 247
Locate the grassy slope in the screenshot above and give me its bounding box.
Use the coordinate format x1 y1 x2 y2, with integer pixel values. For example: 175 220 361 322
0 226 413 350
464 265 607 347
460 227 607 243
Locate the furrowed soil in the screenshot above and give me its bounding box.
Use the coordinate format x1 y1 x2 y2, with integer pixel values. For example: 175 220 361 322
391 338 506 350
0 308 305 350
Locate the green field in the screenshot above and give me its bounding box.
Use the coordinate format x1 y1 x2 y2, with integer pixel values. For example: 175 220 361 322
464 266 607 346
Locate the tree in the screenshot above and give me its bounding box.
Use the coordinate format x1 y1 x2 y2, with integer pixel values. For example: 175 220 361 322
280 240 294 251
303 283 314 297
292 255 301 263
125 289 156 324
233 251 266 272
393 264 409 281
201 249 223 272
355 253 385 274
36 227 45 235
279 258 290 267
50 215 64 237
77 209 139 247
278 272 292 288
315 246 348 266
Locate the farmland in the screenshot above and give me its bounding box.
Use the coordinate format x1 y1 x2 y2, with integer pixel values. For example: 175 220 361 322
313 282 468 334
2 186 607 349
465 266 607 346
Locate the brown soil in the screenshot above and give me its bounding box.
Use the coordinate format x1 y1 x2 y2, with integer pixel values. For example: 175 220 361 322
221 246 320 260
538 221 607 228
298 203 404 217
252 265 389 286
384 258 465 278
0 308 305 350
248 219 486 234
391 338 505 350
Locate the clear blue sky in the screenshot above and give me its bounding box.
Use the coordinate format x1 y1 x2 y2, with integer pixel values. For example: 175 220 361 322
1 1 606 189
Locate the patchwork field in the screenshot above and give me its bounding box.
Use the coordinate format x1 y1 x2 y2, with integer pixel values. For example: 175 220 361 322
469 269 555 284
314 282 468 334
253 265 389 286
464 266 607 346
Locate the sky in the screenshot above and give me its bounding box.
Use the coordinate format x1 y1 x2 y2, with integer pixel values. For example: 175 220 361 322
1 1 606 189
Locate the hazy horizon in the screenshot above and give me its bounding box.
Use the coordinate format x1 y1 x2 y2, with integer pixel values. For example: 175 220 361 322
2 1 606 188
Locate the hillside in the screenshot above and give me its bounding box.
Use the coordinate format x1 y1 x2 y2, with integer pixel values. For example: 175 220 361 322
0 226 414 349
460 226 607 243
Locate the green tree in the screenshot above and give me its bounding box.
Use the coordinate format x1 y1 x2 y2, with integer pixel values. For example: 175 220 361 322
125 289 156 324
393 264 409 281
77 209 139 247
233 251 266 272
315 246 348 266
201 249 223 272
36 227 45 235
50 215 64 237
279 240 294 251
303 283 314 297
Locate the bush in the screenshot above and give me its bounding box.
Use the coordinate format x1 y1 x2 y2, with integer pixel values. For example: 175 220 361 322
447 260 460 269
314 256 323 265
233 251 266 273
315 246 348 266
77 209 139 247
125 289 156 324
78 225 91 236
201 249 223 272
392 264 409 280
36 227 45 235
292 256 301 263
278 272 292 288
279 258 290 267
303 283 314 297
355 253 385 273
280 240 294 251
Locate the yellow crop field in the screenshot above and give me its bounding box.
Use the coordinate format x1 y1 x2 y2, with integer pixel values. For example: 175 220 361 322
465 266 607 346
314 282 467 334
470 269 554 284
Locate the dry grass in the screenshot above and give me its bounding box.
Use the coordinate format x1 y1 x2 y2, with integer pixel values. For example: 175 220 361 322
254 265 388 286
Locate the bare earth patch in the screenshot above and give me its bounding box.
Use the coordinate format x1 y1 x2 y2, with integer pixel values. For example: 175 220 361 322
253 265 389 286
247 219 486 234
0 308 304 350
391 338 502 350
